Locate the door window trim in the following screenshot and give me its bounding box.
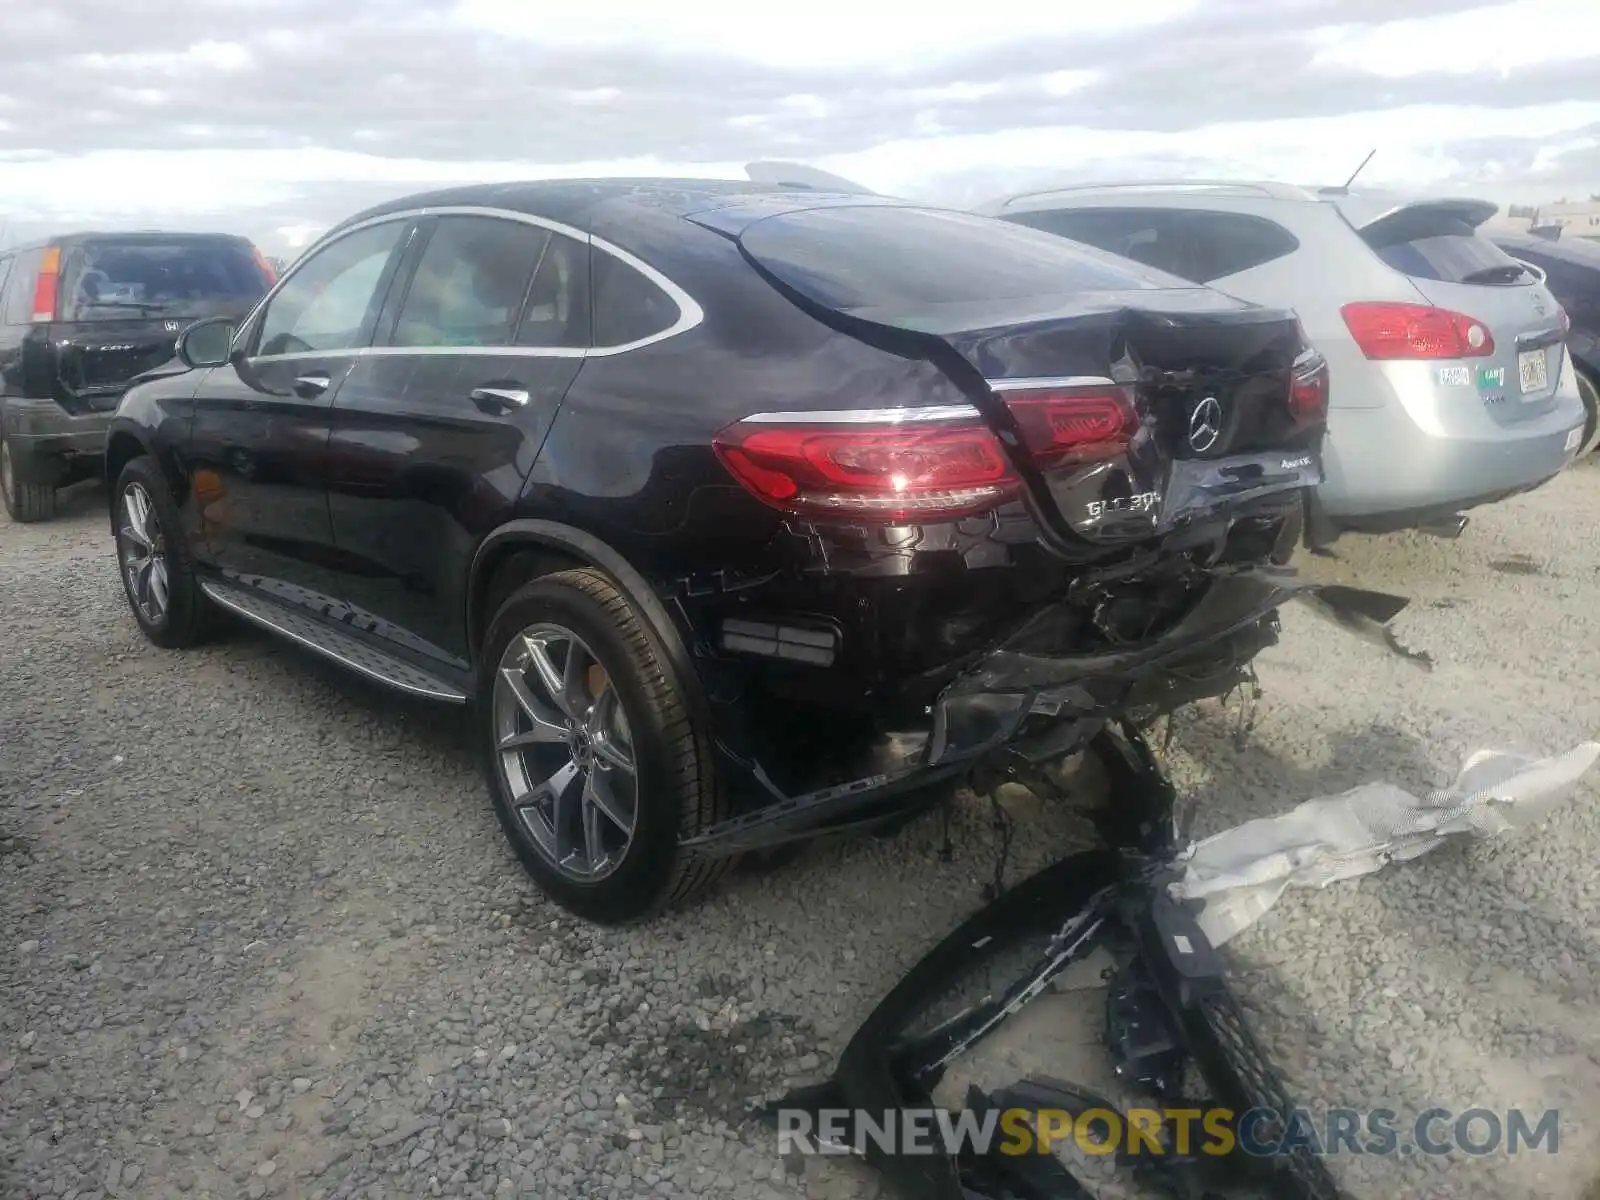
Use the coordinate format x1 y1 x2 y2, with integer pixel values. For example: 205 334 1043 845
235 205 704 363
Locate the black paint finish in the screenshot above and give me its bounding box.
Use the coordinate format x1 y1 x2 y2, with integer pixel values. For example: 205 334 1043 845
107 179 1329 817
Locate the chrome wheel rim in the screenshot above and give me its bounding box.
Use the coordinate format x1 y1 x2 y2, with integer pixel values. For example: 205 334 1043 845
493 623 638 882
118 483 170 624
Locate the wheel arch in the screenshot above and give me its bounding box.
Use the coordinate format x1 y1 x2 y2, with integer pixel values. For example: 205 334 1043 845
103 425 154 533
467 521 710 725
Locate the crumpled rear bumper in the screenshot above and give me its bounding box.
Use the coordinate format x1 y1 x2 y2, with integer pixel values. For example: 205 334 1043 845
928 567 1312 765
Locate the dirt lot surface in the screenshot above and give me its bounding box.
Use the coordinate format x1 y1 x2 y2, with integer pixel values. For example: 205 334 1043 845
4 465 1600 1200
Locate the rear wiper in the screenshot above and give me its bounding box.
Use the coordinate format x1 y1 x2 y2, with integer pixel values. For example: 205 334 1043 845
1459 264 1529 285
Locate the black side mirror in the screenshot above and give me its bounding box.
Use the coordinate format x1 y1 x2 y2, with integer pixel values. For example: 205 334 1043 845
175 317 237 369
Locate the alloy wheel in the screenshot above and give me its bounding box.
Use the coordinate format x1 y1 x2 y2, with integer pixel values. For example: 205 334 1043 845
119 482 170 624
493 623 638 882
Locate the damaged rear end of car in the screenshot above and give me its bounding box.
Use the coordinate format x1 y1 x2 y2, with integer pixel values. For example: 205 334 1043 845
673 201 1332 855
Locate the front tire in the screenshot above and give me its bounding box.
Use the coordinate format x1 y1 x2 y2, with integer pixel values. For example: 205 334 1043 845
1 438 57 523
480 567 728 924
113 456 217 648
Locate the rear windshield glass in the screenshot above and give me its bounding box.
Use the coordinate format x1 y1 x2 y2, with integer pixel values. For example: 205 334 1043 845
738 205 1191 312
1362 216 1532 287
60 238 271 321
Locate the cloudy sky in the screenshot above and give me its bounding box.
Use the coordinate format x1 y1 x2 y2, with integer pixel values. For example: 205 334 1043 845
2 0 1598 256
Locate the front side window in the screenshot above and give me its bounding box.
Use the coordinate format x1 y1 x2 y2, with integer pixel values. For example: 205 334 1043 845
256 221 408 356
391 216 550 348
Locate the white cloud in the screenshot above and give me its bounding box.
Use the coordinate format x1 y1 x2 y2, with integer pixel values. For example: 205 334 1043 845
448 0 1202 69
1310 0 1600 78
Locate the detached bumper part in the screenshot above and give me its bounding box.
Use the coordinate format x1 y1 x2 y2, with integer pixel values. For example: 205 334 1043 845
768 723 1350 1200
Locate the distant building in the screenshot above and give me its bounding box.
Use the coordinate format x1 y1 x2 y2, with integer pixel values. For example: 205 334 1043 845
1535 200 1600 241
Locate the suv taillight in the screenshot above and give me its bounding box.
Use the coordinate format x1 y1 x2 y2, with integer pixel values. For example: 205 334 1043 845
30 246 61 323
993 383 1140 467
712 410 1020 521
250 245 278 285
1341 301 1494 360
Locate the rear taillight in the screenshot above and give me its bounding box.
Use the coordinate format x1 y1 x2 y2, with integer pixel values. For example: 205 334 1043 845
1558 305 1571 338
1289 351 1330 425
30 246 61 323
250 245 277 285
993 383 1140 467
712 410 1019 521
1340 301 1494 360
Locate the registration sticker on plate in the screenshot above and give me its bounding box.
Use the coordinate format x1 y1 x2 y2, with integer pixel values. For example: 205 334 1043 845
1519 348 1549 395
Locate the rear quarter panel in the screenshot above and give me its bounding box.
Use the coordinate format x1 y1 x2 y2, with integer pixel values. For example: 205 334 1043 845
520 207 973 573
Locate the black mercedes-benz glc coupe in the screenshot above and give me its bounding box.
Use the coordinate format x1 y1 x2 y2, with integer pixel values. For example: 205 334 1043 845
106 179 1330 923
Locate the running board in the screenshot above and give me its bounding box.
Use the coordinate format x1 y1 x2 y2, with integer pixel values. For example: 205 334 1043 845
199 580 469 704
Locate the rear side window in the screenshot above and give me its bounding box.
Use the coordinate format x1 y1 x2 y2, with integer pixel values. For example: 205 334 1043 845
1363 216 1530 286
392 216 550 348
59 238 272 321
1 249 43 327
1005 207 1299 284
592 251 680 347
738 205 1185 313
516 232 590 349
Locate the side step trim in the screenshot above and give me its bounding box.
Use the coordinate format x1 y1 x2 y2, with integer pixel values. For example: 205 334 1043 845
200 580 469 704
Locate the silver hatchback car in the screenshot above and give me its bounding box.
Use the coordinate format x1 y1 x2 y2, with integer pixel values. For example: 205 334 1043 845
975 182 1587 545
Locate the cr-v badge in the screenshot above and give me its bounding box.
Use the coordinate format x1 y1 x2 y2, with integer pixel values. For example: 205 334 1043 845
1188 395 1223 452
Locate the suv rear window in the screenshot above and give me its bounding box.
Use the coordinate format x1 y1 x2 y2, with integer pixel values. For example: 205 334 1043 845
1361 215 1531 287
59 238 272 322
1004 207 1300 284
738 205 1188 313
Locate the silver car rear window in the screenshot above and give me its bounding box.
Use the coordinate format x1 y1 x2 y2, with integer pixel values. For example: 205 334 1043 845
1362 216 1532 287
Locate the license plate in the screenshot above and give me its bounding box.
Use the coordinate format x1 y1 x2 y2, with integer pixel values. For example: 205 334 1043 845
1518 348 1548 395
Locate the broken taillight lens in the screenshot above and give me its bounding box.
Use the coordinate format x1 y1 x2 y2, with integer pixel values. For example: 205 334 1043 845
995 384 1140 467
1341 301 1495 360
1289 351 1330 425
712 412 1021 521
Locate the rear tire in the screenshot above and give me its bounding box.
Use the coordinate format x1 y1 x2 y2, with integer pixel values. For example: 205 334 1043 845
1 439 57 523
113 456 218 648
1576 369 1599 459
480 567 729 924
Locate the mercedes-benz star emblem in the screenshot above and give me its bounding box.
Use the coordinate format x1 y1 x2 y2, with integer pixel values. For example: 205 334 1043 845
1188 395 1223 453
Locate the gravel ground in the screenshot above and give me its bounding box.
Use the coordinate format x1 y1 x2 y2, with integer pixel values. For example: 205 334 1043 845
3 465 1600 1200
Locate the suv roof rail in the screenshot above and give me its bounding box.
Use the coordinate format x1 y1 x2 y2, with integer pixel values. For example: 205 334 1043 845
995 180 1319 208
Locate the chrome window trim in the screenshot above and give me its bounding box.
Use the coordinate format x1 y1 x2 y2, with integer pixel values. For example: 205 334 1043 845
987 375 1117 391
240 203 705 365
740 405 982 424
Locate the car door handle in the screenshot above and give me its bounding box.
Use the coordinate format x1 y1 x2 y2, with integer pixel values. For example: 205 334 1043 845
293 373 331 398
470 386 530 413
